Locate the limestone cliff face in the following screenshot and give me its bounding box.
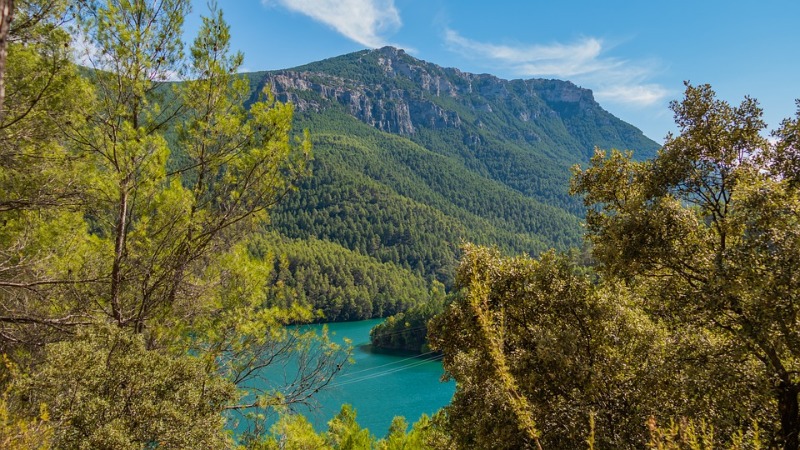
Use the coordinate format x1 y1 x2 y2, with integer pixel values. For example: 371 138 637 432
261 70 416 134
255 47 471 135
247 46 658 159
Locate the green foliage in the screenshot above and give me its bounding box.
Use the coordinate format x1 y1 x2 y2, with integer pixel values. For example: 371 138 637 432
0 1 345 447
647 418 764 450
252 405 442 450
377 417 410 450
17 326 237 449
62 0 313 335
572 83 800 448
0 356 52 450
0 0 89 208
258 414 329 450
369 282 446 352
375 414 450 450
254 232 434 321
429 245 671 449
0 0 97 355
325 404 375 449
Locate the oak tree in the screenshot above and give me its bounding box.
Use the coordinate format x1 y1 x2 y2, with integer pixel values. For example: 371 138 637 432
428 245 669 449
573 83 800 449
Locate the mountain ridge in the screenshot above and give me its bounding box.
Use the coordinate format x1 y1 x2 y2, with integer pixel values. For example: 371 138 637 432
247 46 658 159
230 47 661 318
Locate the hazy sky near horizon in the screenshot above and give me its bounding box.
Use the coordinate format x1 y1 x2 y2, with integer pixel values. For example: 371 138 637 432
186 0 800 143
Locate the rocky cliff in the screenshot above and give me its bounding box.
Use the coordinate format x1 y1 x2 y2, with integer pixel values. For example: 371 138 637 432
245 46 658 161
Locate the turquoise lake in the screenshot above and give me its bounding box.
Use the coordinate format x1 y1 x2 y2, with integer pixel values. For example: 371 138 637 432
259 319 456 437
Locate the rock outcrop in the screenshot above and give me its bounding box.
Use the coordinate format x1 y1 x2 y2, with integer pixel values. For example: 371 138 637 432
247 46 659 159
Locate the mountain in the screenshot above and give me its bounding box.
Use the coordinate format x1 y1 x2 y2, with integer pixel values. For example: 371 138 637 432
239 47 660 320
285 47 654 149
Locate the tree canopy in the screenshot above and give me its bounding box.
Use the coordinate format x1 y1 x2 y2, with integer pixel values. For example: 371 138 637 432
428 84 800 449
0 1 347 447
573 83 800 449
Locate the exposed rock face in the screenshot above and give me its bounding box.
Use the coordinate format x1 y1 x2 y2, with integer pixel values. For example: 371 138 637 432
248 46 658 158
260 72 414 135
256 47 467 136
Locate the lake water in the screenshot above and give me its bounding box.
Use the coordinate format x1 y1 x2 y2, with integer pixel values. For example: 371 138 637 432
290 319 455 437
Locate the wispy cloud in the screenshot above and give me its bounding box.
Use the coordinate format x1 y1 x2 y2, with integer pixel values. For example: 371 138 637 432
593 84 669 107
444 29 668 107
264 0 402 48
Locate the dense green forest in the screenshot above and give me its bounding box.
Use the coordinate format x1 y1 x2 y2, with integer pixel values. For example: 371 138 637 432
3 1 800 449
244 46 660 289
254 231 436 321
369 290 447 353
270 111 583 286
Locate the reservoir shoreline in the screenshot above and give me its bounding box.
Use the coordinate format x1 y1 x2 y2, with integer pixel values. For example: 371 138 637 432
290 319 455 436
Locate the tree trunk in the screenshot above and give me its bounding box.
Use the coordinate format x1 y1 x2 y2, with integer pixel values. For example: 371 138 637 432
110 186 129 325
0 0 14 118
779 381 800 450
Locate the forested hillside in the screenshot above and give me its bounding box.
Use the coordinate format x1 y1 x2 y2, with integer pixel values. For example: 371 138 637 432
255 231 436 321
244 47 660 290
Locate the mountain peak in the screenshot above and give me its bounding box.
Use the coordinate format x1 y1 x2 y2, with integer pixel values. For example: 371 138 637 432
251 49 658 156
373 46 406 56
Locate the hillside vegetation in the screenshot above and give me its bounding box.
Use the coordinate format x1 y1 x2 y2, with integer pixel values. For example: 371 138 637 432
249 46 659 291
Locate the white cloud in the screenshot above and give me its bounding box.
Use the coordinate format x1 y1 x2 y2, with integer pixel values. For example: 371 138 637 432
444 29 608 77
444 29 669 107
594 84 670 107
264 0 402 48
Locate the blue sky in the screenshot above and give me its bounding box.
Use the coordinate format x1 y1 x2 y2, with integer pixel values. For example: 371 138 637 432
186 0 800 143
